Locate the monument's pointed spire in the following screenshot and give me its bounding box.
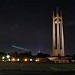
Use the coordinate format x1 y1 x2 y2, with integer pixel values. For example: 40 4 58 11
60 10 62 18
56 8 59 17
53 11 54 17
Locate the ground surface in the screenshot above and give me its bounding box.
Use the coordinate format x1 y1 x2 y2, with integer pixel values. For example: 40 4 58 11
0 62 75 75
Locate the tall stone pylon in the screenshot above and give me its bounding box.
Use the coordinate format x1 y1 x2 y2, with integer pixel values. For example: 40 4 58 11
52 9 64 56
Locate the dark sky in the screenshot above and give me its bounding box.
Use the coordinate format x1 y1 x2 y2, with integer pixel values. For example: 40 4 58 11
0 0 75 55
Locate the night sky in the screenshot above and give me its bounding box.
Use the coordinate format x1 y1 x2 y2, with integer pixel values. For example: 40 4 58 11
0 0 75 55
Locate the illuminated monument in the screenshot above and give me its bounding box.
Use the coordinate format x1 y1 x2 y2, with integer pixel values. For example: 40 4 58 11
52 9 64 56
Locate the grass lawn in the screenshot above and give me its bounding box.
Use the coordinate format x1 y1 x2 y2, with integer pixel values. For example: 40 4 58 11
0 63 75 75
0 62 75 71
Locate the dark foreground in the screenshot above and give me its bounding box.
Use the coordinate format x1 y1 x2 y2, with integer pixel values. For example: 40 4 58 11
0 62 75 75
0 70 75 75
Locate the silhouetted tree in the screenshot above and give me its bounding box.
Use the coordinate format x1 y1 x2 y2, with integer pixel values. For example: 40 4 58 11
19 51 32 57
36 52 50 57
13 51 18 57
72 54 75 60
0 52 6 56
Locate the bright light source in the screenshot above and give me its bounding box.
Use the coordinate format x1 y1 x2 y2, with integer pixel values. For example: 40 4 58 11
2 60 4 61
35 60 37 61
35 59 39 62
48 57 57 61
2 56 5 59
24 58 27 61
8 59 10 61
17 58 20 61
6 55 10 59
11 58 16 62
30 59 33 61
